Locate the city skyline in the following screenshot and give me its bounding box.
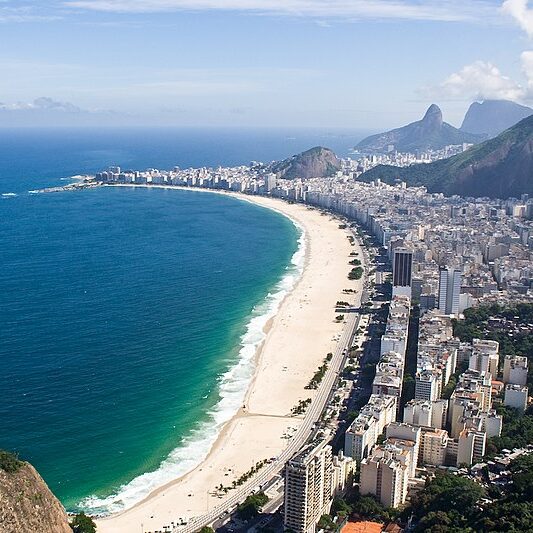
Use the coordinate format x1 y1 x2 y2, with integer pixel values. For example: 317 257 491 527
2 0 533 127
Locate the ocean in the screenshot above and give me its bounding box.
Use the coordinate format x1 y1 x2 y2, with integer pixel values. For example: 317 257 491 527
0 126 368 513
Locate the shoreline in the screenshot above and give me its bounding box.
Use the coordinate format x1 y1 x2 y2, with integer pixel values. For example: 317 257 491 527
94 185 362 533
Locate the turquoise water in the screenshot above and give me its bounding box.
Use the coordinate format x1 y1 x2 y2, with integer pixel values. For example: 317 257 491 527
0 135 303 512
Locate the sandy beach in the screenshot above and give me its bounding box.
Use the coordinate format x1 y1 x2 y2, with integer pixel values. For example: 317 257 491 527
96 191 363 533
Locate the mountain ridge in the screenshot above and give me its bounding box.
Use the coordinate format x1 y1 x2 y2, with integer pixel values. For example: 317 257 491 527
356 104 485 153
270 146 341 179
359 114 533 198
461 99 533 138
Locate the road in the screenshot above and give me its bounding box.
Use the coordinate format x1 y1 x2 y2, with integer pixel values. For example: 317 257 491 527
174 308 362 533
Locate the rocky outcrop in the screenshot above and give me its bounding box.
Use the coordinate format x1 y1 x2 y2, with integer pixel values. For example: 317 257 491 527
461 99 533 138
356 104 485 153
271 146 341 179
0 460 72 533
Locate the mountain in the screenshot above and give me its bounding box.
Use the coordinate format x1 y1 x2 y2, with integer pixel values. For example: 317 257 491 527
461 100 533 138
271 146 341 179
359 114 533 198
0 451 72 533
356 104 485 153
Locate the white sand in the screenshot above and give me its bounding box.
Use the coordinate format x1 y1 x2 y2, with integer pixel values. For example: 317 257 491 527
96 192 362 533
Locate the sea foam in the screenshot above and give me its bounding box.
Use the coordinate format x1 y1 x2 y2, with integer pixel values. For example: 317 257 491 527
80 217 306 515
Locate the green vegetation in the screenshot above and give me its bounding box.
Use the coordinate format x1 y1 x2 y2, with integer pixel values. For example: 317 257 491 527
237 492 269 520
486 405 533 456
336 301 350 307
441 361 468 400
338 224 347 229
406 472 484 532
349 258 361 266
217 460 268 493
402 458 533 531
198 527 215 533
70 512 96 533
453 303 533 391
342 365 357 377
360 114 533 197
0 450 23 473
336 314 345 322
306 361 328 389
291 398 312 415
329 493 395 524
348 266 363 280
317 514 337 531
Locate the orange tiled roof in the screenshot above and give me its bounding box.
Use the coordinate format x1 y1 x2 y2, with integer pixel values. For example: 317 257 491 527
342 521 383 533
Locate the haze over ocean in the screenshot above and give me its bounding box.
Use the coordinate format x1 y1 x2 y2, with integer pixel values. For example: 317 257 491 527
0 127 367 511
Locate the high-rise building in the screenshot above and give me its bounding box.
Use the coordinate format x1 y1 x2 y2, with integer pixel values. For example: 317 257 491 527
392 248 413 297
504 384 528 412
265 173 277 193
344 395 397 461
284 440 333 533
503 355 528 386
420 427 448 466
438 267 461 315
457 429 486 466
360 445 410 508
415 370 441 402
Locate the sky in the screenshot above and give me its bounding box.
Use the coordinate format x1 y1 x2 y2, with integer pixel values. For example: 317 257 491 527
1 0 533 128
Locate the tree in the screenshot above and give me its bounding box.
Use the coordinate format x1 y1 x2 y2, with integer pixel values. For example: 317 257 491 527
199 528 215 533
406 472 484 531
331 497 352 518
317 514 336 531
0 450 23 473
237 492 269 520
70 512 96 533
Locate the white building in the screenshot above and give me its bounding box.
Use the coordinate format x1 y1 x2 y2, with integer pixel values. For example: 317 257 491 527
415 370 441 402
403 399 432 427
470 339 499 379
504 384 528 412
420 427 448 466
457 429 486 467
359 445 410 508
344 395 397 461
480 410 503 438
284 439 333 533
438 267 461 315
385 423 421 478
503 355 528 386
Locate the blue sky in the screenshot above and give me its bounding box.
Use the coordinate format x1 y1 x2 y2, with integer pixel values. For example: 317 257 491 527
0 0 532 128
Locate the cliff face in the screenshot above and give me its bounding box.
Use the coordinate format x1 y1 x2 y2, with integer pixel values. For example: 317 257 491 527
356 104 485 153
461 99 533 138
0 462 72 533
271 146 341 179
359 114 533 198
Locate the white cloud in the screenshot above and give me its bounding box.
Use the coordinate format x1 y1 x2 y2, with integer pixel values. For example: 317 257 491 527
0 97 90 113
0 3 61 23
63 0 496 22
426 60 526 102
502 0 533 37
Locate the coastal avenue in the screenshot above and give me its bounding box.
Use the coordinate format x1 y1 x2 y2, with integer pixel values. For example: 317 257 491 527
175 275 363 533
